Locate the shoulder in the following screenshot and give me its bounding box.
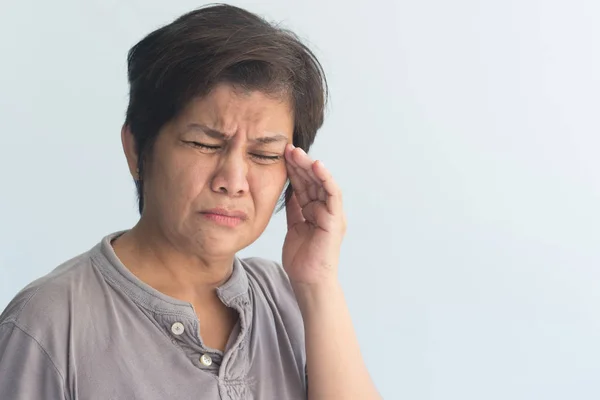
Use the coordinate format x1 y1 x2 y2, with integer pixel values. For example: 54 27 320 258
239 257 295 303
239 257 306 371
0 247 101 339
0 247 102 396
239 256 303 318
240 256 290 285
0 320 68 399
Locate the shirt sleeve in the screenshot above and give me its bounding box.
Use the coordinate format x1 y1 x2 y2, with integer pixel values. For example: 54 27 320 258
0 321 67 400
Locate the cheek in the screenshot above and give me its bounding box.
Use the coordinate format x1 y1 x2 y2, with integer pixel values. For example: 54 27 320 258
180 162 216 203
249 166 288 207
155 154 214 205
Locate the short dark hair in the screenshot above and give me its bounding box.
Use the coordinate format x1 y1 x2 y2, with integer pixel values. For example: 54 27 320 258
124 3 328 214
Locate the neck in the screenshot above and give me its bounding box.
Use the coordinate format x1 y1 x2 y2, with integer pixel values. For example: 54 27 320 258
112 217 235 301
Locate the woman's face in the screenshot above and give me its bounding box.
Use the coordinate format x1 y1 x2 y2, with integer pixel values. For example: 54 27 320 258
137 84 294 258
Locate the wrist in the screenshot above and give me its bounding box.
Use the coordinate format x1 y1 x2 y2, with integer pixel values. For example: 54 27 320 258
292 279 343 312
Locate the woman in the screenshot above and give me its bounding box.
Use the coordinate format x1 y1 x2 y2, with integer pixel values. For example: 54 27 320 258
0 4 380 399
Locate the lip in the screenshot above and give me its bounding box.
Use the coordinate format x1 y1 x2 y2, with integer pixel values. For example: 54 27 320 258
200 207 247 227
202 208 247 219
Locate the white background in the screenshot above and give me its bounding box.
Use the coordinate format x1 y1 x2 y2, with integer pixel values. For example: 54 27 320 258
1 1 599 398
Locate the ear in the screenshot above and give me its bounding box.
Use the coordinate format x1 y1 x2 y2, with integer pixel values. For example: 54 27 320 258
121 124 139 180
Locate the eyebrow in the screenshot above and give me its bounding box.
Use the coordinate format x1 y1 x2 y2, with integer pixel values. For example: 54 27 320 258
184 123 289 144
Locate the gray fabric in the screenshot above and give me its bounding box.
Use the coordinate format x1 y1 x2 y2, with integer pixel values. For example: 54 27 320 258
0 232 307 400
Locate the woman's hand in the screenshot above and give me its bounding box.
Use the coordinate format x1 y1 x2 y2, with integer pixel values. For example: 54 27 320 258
281 144 347 289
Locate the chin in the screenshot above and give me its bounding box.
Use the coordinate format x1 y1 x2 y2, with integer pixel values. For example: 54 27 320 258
191 231 248 257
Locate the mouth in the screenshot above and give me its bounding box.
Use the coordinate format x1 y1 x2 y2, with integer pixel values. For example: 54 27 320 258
200 208 247 227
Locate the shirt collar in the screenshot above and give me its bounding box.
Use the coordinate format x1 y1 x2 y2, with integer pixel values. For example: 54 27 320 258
91 231 250 315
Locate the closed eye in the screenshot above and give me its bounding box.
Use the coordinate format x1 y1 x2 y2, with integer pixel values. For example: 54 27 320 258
250 153 283 164
251 154 281 160
186 141 221 151
185 141 282 163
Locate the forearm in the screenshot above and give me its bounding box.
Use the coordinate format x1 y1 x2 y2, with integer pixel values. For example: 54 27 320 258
294 281 381 400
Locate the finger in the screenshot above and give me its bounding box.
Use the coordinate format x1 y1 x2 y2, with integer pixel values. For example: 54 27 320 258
300 200 318 225
285 192 305 228
318 186 327 203
302 200 337 232
289 163 318 200
284 143 296 166
287 155 317 192
302 166 319 201
312 160 343 215
286 162 311 207
287 147 321 201
289 146 321 185
285 146 317 206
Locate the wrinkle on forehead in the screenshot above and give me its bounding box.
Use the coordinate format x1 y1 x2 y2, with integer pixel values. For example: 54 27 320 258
183 84 294 141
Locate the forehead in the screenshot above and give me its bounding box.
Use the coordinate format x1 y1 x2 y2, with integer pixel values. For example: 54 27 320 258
176 84 294 138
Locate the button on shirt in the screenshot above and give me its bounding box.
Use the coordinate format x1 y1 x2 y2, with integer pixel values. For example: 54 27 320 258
0 232 308 400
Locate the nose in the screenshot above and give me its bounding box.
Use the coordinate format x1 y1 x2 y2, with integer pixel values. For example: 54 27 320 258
210 151 249 197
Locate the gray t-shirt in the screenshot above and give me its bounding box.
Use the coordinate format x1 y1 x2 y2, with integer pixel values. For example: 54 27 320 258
0 232 307 399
